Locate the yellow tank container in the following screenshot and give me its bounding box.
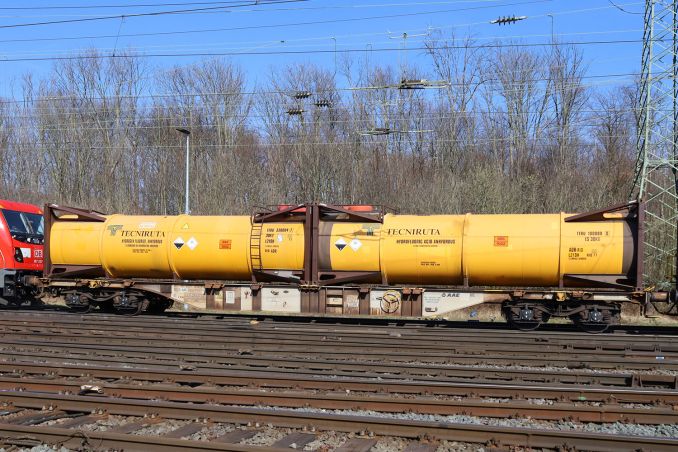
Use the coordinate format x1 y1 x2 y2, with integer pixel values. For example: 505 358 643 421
51 215 305 280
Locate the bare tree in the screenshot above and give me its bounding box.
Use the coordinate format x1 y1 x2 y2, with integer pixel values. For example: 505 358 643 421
0 45 636 217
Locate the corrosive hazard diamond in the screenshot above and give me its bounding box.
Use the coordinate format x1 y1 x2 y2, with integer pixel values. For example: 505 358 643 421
173 237 185 250
334 238 347 251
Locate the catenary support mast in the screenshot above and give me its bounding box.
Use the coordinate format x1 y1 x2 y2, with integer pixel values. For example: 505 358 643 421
632 0 678 289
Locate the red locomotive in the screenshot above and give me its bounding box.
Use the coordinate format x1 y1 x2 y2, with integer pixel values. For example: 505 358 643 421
0 200 44 304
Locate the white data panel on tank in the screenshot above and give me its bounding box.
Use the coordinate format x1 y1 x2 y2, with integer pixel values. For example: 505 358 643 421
261 287 301 313
422 291 484 316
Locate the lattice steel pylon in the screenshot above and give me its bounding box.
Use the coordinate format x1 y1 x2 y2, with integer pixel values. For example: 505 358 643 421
632 0 678 290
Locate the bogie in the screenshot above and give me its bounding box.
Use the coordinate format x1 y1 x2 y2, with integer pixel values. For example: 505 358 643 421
59 289 172 316
502 300 621 333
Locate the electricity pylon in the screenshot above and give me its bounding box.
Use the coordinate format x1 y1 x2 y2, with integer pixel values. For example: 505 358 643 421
632 0 678 290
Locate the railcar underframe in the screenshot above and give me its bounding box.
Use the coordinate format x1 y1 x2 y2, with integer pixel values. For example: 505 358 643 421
30 276 663 331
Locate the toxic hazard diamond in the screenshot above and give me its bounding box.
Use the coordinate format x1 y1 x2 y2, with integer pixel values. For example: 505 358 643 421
173 237 185 250
334 238 347 251
349 238 362 251
186 237 199 250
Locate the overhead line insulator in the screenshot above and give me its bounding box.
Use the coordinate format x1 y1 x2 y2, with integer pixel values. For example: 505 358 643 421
490 15 527 26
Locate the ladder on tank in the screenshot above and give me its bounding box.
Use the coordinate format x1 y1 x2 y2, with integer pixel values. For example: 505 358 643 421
250 223 263 272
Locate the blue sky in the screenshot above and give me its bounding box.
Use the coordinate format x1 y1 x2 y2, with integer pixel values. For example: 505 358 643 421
0 0 644 97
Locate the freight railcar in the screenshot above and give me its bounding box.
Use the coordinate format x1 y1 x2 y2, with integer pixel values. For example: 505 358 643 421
26 201 676 331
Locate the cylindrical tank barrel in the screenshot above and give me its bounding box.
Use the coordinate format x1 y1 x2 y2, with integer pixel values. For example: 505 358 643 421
50 215 305 280
49 210 635 286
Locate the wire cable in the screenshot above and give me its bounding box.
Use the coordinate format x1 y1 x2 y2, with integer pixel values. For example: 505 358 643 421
0 0 549 41
607 0 642 15
0 0 506 10
0 0 304 29
0 40 647 63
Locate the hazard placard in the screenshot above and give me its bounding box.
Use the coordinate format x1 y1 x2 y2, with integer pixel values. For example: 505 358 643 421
494 236 509 247
173 237 185 250
334 238 347 251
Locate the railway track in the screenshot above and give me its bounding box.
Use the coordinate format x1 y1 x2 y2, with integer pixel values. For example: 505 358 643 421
5 306 676 337
2 393 678 452
1 312 677 369
1 377 678 424
0 310 677 450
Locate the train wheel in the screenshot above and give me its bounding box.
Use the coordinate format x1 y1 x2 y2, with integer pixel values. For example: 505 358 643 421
570 307 615 334
504 304 550 331
65 293 92 313
112 294 144 316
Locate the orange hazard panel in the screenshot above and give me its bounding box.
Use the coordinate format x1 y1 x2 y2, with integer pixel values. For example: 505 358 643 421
494 236 508 247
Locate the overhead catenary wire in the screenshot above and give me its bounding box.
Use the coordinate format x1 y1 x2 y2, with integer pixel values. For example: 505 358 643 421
0 0 644 122
0 70 640 109
0 0 513 11
0 79 639 119
0 0 306 29
0 40 647 63
9 109 641 133
14 135 639 152
1 26 645 60
607 0 642 15
0 0 641 44
0 0 288 10
0 26 643 56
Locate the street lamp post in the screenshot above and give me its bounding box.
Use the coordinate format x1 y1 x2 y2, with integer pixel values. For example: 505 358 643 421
547 14 554 42
175 128 191 214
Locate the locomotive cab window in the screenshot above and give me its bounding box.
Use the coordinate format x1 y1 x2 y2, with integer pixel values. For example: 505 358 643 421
1 209 44 244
